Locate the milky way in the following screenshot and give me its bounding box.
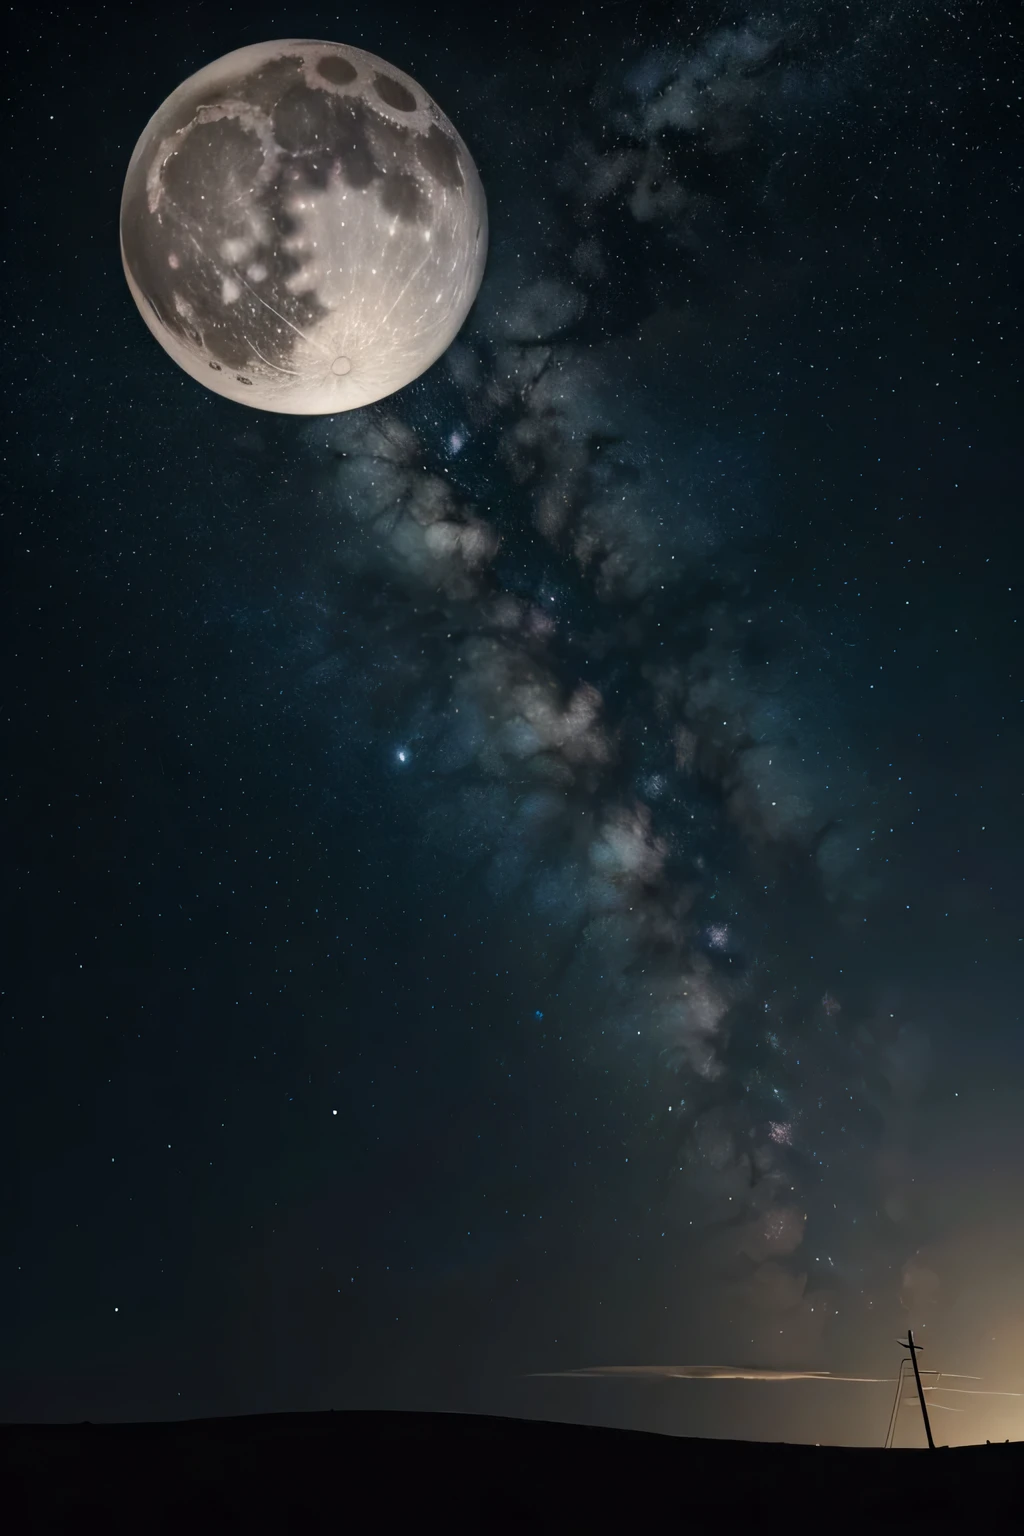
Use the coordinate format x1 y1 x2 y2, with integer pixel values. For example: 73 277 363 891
293 1 959 1357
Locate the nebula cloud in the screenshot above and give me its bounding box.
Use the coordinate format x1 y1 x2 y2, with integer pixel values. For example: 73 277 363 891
299 1 930 1343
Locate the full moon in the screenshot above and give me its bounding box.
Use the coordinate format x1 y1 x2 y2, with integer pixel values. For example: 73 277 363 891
120 40 488 414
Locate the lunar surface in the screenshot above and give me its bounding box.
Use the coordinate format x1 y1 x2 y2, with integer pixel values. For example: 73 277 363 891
120 40 488 413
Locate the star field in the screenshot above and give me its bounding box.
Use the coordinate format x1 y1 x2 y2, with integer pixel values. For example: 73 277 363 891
3 0 1022 1446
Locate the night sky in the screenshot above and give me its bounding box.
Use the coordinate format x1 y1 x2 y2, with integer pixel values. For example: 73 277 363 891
5 1 1022 1447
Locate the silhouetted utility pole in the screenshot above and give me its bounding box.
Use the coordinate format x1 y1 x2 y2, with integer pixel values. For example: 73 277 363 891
900 1331 935 1449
